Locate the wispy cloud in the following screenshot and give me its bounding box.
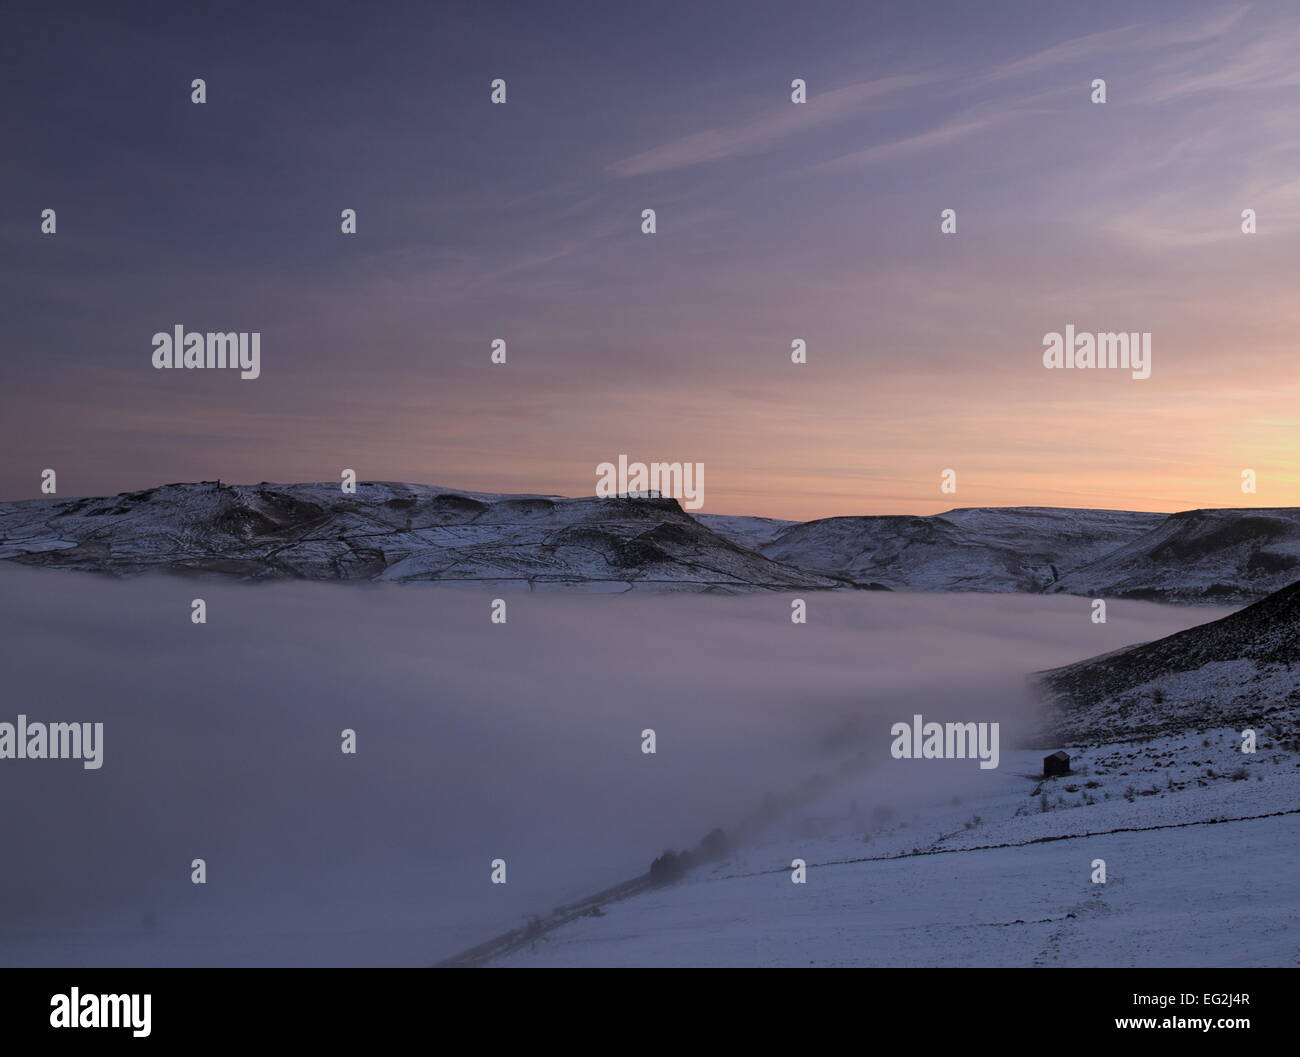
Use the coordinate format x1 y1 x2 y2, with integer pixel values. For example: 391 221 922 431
976 4 1251 85
606 5 1266 184
1137 32 1300 102
810 108 1023 172
608 74 930 176
975 23 1146 85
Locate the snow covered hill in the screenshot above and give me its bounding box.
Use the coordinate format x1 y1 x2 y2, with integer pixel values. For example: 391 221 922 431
489 733 1299 967
0 481 843 591
1041 578 1300 741
1047 507 1300 604
691 513 797 551
3 482 1299 600
759 507 1165 593
463 593 1300 968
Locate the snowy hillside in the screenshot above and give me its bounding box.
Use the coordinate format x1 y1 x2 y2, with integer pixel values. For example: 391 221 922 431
1047 507 1300 604
4 483 1299 601
759 507 1165 593
450 592 1300 968
0 481 842 591
691 513 797 551
1041 578 1300 741
488 731 1298 967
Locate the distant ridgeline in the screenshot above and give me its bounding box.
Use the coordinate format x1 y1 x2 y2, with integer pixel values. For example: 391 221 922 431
0 481 1297 602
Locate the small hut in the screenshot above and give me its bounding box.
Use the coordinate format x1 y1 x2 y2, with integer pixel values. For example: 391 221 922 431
1043 750 1071 778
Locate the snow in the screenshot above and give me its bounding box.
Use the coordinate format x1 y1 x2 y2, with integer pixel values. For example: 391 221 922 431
0 554 1292 968
758 507 1167 593
0 538 78 558
691 514 797 551
0 482 839 591
1049 507 1300 604
4 483 1298 604
497 734 1300 967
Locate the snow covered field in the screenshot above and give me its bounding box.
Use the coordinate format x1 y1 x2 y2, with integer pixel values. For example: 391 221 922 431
499 734 1299 967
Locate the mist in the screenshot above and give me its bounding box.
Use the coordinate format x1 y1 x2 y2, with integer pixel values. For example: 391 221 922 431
0 565 1229 966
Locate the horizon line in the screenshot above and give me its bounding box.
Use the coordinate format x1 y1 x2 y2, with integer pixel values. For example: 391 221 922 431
5 477 1296 523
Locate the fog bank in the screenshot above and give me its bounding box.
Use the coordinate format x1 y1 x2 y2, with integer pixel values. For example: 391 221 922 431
0 566 1227 966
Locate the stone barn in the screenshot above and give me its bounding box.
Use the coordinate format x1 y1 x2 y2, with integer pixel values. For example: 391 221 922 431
1043 750 1071 778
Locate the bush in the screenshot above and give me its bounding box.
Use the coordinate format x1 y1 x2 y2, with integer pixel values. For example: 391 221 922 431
649 849 685 884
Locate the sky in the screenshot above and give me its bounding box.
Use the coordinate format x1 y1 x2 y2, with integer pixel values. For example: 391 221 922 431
5 0 1300 520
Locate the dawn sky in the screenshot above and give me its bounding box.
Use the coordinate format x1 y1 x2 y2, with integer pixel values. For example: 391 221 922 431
6 0 1300 519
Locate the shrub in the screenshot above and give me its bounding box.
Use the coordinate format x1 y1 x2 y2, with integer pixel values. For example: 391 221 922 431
649 849 685 884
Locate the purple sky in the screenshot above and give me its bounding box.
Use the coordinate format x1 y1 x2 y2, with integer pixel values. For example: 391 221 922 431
5 1 1300 519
